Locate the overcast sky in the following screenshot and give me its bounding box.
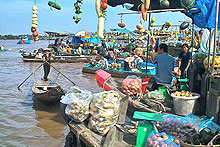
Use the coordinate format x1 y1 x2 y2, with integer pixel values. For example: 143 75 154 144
0 0 189 35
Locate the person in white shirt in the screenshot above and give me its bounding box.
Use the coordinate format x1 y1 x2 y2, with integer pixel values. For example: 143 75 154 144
124 56 135 71
98 55 108 69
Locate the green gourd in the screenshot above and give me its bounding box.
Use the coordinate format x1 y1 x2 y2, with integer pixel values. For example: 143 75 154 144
48 1 62 10
160 0 170 8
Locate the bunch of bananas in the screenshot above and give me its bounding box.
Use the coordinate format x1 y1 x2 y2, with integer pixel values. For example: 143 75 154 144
73 0 83 24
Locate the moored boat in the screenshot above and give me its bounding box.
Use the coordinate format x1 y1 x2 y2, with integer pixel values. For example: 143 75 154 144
32 79 65 104
17 38 31 44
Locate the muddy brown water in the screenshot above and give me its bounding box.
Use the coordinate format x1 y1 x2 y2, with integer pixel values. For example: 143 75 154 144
0 40 103 146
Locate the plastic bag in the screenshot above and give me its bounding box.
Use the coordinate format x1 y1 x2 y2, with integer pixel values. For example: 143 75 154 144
199 116 220 134
61 87 92 122
146 90 165 101
89 91 120 135
155 114 199 139
121 75 142 96
146 131 180 147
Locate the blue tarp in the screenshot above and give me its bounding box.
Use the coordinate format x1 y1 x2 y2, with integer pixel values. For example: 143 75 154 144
186 0 220 29
80 33 101 44
71 36 83 44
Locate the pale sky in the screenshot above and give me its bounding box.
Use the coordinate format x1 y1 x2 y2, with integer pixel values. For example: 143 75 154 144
0 0 189 35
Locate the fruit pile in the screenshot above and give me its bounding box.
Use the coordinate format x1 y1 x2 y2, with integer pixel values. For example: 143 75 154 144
146 132 180 147
154 115 199 140
121 76 142 96
173 91 193 97
31 5 39 41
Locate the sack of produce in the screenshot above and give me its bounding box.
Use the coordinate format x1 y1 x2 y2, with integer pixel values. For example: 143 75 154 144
121 76 142 96
155 114 199 140
61 87 92 122
146 90 165 102
89 91 120 135
146 131 180 147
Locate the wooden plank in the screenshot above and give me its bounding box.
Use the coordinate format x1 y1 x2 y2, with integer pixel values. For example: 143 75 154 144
69 121 102 147
103 126 116 147
207 89 220 123
117 96 129 125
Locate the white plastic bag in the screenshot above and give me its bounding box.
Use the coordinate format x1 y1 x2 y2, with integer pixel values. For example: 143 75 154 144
61 87 93 122
89 91 120 135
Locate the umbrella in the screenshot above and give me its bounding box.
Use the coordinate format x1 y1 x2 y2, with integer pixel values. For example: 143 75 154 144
75 31 92 38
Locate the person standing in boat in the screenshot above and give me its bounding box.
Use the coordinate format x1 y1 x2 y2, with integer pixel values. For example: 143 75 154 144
42 48 53 81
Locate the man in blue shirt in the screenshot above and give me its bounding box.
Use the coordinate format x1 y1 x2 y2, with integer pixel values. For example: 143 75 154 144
152 44 175 90
178 44 192 79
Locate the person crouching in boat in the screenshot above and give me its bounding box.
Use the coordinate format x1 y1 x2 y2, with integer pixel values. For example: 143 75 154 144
42 48 53 81
98 55 108 69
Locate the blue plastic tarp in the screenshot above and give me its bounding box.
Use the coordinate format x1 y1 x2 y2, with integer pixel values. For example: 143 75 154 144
186 0 220 29
71 36 83 44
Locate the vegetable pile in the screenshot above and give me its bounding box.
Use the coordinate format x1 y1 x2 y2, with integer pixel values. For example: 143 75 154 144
31 5 39 41
184 128 220 145
121 76 142 96
146 132 180 147
89 91 120 135
61 87 92 123
146 90 165 102
203 56 220 69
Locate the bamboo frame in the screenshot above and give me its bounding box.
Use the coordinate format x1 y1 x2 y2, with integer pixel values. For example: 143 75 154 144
118 8 199 15
211 0 220 76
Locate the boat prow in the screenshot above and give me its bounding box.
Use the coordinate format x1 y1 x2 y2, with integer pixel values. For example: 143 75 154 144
32 79 65 104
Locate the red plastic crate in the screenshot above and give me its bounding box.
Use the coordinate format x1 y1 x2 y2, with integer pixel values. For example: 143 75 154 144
95 70 112 91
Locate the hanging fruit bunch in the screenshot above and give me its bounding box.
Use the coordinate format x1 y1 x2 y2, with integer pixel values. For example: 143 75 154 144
150 16 155 27
140 0 150 21
118 14 126 28
31 5 39 41
73 0 83 24
96 0 107 39
48 1 62 10
136 23 145 34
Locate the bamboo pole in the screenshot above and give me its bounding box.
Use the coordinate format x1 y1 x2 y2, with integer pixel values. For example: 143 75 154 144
211 0 220 76
118 8 199 15
146 13 151 74
207 29 212 70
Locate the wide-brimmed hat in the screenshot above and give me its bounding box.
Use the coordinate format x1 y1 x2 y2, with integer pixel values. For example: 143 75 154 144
44 48 50 52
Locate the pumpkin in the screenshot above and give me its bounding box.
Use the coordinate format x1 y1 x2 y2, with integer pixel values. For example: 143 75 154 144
33 11 38 15
32 5 37 11
32 24 38 28
33 31 38 37
180 22 189 30
32 14 37 18
118 23 126 28
31 27 36 32
160 0 170 8
136 24 143 30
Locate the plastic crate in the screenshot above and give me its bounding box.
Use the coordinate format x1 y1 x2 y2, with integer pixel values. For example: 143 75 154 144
95 70 112 91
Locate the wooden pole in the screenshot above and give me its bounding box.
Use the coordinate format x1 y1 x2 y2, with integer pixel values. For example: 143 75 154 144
48 62 76 86
17 64 43 89
207 29 212 70
211 0 219 76
146 13 151 74
118 8 199 15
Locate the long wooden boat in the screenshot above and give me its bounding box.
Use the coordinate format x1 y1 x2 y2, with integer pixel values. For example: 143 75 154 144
32 79 65 104
82 66 155 81
23 55 94 63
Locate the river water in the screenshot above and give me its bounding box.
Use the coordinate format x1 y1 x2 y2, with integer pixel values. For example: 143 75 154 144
0 40 103 147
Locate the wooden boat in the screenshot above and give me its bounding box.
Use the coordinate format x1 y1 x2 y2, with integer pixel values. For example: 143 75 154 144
22 55 94 63
82 65 155 82
32 79 65 104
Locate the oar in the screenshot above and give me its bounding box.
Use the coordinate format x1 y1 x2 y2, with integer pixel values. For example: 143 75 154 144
46 61 76 86
17 64 43 90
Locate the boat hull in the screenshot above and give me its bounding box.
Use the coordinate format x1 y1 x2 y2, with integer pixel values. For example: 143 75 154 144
17 40 31 44
32 82 65 104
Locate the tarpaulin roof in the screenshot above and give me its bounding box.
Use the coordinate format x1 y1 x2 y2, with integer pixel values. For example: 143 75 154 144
110 28 138 36
107 0 182 11
185 0 220 29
